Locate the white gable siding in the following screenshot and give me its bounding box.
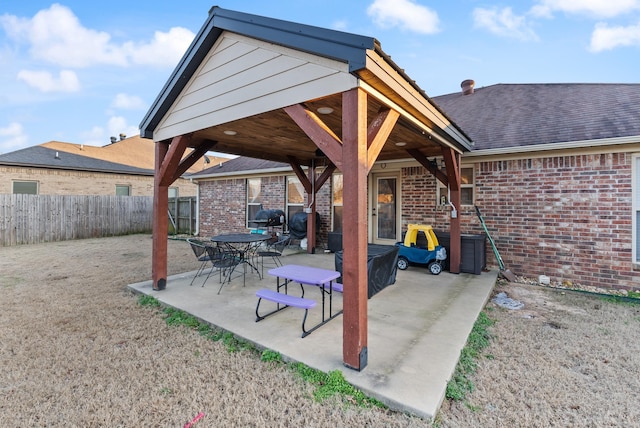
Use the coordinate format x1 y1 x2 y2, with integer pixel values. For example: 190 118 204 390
154 32 358 141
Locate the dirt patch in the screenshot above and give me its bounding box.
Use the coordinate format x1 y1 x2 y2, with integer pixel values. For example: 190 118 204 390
1 235 638 426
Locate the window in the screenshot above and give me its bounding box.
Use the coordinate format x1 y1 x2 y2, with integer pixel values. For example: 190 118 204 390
116 185 130 196
246 178 262 228
13 180 38 194
437 167 474 206
634 156 640 263
332 174 343 232
286 176 304 223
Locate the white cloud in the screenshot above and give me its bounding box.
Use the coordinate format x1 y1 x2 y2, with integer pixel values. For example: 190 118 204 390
107 116 139 141
367 0 440 34
332 20 349 31
80 126 106 147
0 122 29 153
124 27 195 68
17 69 80 93
473 7 539 41
590 21 640 51
531 0 640 18
110 93 146 110
0 4 194 69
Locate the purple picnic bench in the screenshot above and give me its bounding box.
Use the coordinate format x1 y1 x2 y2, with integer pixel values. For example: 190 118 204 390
255 264 343 337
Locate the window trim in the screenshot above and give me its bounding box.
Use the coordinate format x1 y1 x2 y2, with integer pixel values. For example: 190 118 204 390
332 173 343 232
286 175 304 230
246 177 262 229
437 166 475 206
115 184 131 196
12 180 38 195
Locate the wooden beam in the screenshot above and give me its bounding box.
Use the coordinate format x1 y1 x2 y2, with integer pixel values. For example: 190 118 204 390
159 135 191 187
287 156 312 194
152 140 170 290
170 140 218 182
442 147 461 274
284 104 343 170
315 163 336 189
367 107 399 172
341 87 369 371
407 148 448 185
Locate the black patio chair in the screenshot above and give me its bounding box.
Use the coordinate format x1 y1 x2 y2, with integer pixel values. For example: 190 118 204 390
256 235 290 277
187 238 214 286
205 244 243 294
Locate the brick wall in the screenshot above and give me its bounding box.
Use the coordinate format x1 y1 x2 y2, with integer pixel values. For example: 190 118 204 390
198 175 333 247
473 153 636 290
400 155 639 290
197 153 639 291
0 166 197 196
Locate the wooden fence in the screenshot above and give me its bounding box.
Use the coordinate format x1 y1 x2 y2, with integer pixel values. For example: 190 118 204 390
0 194 154 246
168 196 197 235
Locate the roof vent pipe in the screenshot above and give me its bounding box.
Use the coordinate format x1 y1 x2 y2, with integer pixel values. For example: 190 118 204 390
119 133 126 141
110 136 117 144
461 79 475 95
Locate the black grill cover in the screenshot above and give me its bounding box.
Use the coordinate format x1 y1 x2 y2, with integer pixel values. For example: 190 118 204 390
335 244 399 299
288 211 320 239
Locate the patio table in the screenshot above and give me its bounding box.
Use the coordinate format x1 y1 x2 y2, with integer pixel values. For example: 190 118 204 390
261 264 342 337
211 233 270 285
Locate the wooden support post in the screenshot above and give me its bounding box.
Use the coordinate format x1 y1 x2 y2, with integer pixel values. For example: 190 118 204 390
341 88 368 371
442 147 461 274
152 140 169 290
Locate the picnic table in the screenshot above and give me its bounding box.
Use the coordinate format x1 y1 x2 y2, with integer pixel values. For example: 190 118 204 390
255 264 343 337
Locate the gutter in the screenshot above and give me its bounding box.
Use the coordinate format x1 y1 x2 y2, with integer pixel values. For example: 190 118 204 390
464 135 640 158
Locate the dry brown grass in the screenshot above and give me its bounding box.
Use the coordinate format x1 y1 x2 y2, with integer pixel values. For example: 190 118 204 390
1 234 638 427
438 282 640 427
0 235 423 427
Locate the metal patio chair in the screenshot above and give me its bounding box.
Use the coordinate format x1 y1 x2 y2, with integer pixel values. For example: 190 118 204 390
187 238 214 286
256 235 290 277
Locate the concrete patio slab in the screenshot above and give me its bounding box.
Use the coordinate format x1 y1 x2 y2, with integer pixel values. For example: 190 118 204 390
128 251 496 420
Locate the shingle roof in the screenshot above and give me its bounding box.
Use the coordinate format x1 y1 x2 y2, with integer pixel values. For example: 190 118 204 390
41 136 228 173
187 156 289 177
0 146 153 175
432 83 640 151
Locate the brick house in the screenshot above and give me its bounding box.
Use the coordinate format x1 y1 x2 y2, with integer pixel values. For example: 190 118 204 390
191 82 640 292
0 145 157 195
0 135 228 196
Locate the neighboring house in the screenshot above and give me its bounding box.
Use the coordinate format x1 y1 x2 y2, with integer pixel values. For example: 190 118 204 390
191 82 640 292
1 135 230 196
0 146 156 195
41 134 229 174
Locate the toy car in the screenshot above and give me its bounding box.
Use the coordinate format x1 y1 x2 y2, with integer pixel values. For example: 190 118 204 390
395 224 447 275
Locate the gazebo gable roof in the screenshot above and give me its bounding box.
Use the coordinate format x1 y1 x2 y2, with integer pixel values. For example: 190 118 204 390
140 6 375 140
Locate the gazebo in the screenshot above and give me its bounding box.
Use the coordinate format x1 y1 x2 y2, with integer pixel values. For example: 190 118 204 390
140 6 472 371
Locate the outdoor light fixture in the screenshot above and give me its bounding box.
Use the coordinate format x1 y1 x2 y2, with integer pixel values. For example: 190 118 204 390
223 130 237 135
317 107 333 114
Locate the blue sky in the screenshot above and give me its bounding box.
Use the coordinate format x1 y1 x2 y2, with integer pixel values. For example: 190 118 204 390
1 0 639 153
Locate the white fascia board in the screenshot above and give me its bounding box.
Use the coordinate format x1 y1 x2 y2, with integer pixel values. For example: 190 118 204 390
464 135 640 158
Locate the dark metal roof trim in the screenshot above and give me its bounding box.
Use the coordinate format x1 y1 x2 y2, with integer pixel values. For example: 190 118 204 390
140 6 376 139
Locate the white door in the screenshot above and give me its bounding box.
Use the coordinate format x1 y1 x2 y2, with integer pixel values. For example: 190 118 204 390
372 173 400 245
